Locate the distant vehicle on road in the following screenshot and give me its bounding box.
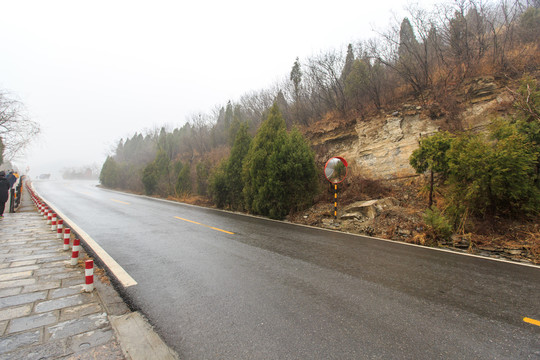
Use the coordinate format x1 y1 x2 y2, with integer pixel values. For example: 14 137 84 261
39 174 51 180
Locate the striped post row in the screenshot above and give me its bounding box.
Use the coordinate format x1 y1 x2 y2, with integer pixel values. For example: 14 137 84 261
25 181 92 292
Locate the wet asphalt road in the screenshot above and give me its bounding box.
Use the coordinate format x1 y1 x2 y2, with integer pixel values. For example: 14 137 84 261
34 180 540 359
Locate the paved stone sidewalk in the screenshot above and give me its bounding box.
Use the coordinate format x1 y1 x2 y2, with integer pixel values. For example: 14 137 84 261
0 187 128 359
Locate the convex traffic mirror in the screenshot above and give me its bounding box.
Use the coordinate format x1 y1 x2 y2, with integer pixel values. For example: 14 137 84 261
324 156 348 184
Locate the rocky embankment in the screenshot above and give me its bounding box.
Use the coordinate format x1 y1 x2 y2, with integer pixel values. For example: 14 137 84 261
306 76 513 179
299 77 538 265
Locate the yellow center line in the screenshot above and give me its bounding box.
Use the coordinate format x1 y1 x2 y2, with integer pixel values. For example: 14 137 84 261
523 317 540 327
174 216 234 235
210 227 235 235
111 199 130 205
175 216 201 225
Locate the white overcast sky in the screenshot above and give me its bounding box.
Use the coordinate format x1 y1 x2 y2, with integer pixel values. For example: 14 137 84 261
0 0 440 177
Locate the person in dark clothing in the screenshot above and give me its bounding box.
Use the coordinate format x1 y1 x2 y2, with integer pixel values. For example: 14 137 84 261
6 171 16 188
0 171 10 218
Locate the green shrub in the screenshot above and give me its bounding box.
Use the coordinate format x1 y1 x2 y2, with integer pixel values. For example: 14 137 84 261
141 162 158 195
447 129 539 217
209 162 229 209
175 163 191 196
423 208 453 241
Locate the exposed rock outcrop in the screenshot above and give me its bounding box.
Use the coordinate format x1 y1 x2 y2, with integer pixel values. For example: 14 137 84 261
308 77 508 180
340 197 399 221
466 76 497 103
344 111 440 179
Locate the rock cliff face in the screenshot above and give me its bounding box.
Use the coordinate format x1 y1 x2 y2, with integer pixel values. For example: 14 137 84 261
345 112 439 179
307 77 511 179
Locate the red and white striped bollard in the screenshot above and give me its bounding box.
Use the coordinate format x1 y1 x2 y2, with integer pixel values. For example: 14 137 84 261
51 214 57 231
63 228 71 251
71 239 80 266
85 260 94 292
57 220 64 239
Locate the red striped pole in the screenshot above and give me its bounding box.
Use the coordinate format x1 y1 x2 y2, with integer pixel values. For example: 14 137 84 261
51 214 57 231
63 228 71 251
47 213 52 225
71 239 80 266
57 220 64 239
85 260 94 292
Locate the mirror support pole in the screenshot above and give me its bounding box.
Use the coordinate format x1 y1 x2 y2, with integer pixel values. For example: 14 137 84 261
324 156 347 221
334 184 338 220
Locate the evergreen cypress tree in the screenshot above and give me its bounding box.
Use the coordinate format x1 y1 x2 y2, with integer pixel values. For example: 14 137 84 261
224 101 234 129
209 161 229 208
196 160 211 196
341 44 355 82
290 57 302 103
243 103 287 217
227 123 251 210
100 156 120 188
399 18 418 58
278 128 319 214
409 132 454 208
243 103 318 219
141 162 158 195
175 163 191 196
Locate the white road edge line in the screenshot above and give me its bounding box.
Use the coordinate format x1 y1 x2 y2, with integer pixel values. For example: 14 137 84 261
98 186 540 270
36 191 138 288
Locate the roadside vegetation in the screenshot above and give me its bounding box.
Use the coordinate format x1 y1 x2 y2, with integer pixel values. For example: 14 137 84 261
100 0 539 260
411 78 539 242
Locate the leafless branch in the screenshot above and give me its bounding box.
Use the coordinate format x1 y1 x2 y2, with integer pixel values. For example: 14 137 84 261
0 91 40 161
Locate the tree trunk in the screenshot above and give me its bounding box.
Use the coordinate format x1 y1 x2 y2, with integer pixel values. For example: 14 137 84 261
428 170 434 209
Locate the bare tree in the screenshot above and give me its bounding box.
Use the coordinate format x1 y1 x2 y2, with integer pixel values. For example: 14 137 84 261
363 39 394 110
188 112 212 155
237 87 277 130
305 49 347 115
376 11 436 97
0 91 40 161
488 0 523 71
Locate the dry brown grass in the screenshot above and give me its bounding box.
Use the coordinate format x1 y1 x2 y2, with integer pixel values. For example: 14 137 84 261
168 194 214 207
407 233 428 246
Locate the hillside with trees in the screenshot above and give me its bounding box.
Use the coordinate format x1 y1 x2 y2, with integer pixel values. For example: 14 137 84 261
100 0 540 263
